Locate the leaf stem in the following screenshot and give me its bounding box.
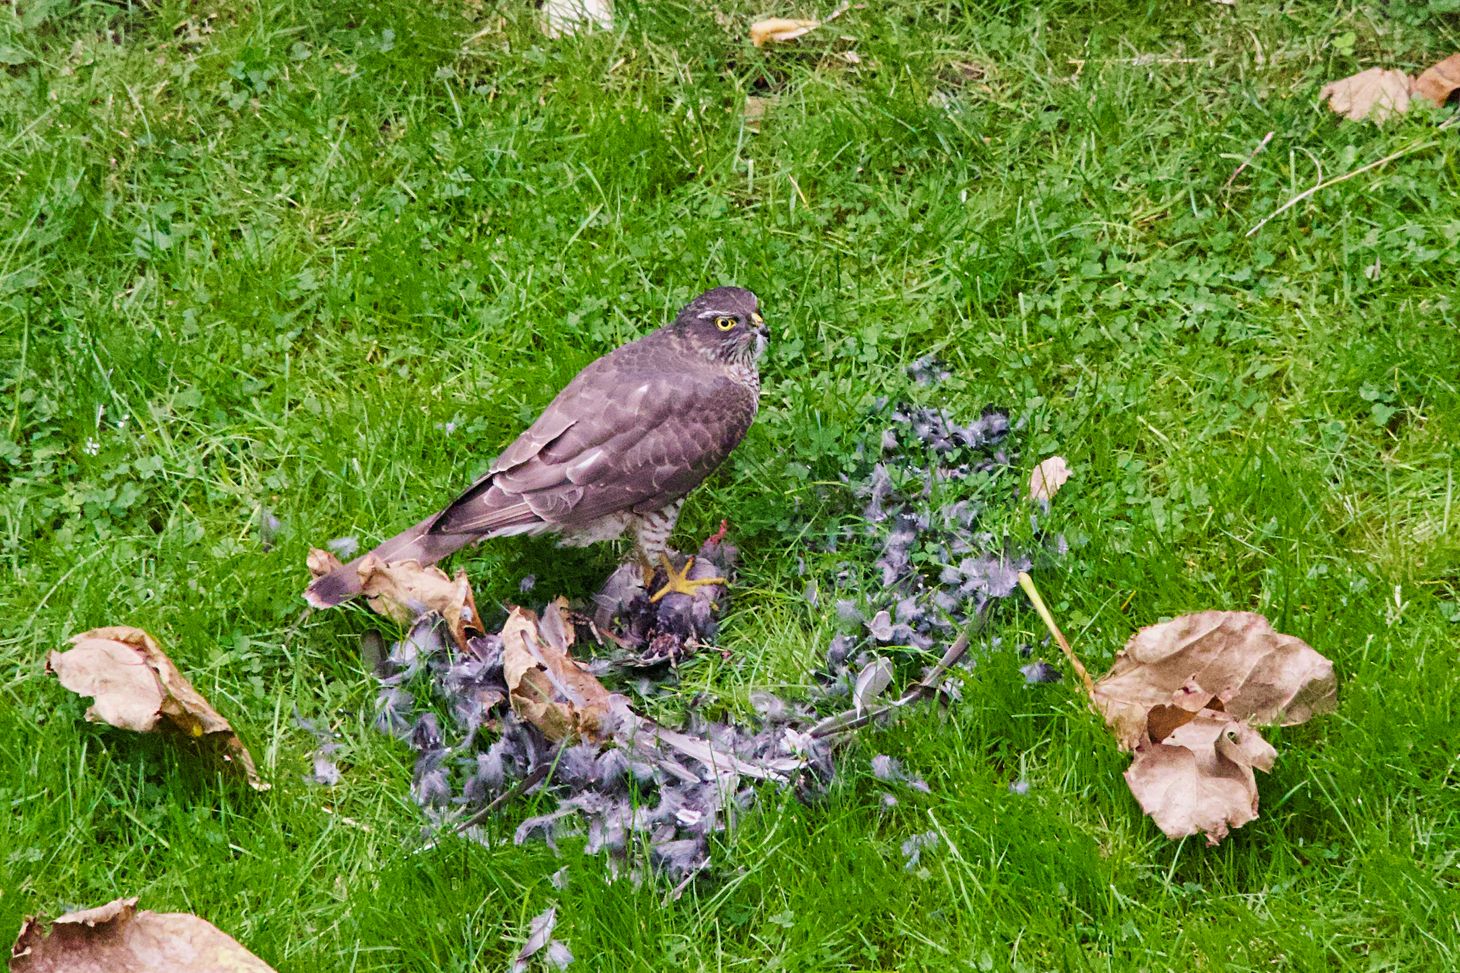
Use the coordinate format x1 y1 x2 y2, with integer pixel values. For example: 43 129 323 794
1016 572 1095 700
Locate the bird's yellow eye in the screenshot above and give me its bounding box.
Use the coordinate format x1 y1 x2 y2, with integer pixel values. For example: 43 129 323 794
714 316 737 331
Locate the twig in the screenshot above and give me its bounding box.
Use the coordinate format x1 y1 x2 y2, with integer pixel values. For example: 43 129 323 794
1223 130 1274 191
1245 135 1438 237
448 764 549 837
462 16 504 48
1016 572 1095 699
665 864 705 903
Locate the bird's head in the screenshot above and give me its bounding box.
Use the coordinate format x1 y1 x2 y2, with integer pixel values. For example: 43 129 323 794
674 286 769 365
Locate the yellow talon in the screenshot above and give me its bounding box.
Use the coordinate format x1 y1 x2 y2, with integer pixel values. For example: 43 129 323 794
648 554 726 603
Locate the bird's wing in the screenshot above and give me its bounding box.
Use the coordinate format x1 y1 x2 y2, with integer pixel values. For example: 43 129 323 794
429 357 756 537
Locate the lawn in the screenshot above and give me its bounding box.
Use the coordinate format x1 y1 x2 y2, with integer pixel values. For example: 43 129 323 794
3 0 1459 969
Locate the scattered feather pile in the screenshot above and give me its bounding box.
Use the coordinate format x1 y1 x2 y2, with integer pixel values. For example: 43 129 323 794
511 907 572 973
357 591 826 883
813 356 1064 701
304 362 1057 883
295 711 343 787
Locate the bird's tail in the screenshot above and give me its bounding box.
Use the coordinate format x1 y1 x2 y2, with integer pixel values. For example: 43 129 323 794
304 512 475 609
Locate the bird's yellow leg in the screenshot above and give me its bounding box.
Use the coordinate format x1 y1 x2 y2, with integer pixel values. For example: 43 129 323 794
649 554 726 603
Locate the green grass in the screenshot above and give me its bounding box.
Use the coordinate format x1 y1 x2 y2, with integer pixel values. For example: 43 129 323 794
4 0 1460 968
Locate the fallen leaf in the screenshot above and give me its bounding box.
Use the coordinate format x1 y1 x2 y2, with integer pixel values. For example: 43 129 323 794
540 0 612 39
1089 611 1335 844
355 555 482 652
501 605 624 742
1320 67 1412 122
750 17 819 48
1093 611 1337 751
306 547 343 578
48 627 268 791
10 897 275 972
1028 455 1071 501
1412 52 1460 107
1123 708 1276 844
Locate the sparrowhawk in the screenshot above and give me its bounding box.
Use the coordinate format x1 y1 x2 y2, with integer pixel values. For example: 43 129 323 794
305 286 768 608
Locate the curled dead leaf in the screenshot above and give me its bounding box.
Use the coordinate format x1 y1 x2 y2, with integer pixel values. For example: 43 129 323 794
1412 53 1460 107
1124 709 1277 845
1029 455 1071 502
1021 573 1340 847
750 17 819 48
1087 610 1335 844
502 602 625 742
1093 611 1336 751
47 627 268 791
10 897 275 973
306 547 343 579
1320 67 1412 122
356 555 482 652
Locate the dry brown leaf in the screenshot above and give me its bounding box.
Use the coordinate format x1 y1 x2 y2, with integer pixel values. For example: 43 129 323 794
1018 576 1337 846
1320 67 1412 122
750 17 819 48
1029 455 1071 501
501 602 624 742
306 547 343 579
1093 611 1336 751
1088 611 1335 844
1412 52 1460 107
355 555 482 652
47 627 268 791
1124 709 1276 844
540 0 612 38
10 897 275 973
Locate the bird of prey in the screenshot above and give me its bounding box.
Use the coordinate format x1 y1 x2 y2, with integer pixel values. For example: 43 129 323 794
305 286 768 609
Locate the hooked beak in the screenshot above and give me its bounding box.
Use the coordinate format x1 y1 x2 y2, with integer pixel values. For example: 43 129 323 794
751 310 769 338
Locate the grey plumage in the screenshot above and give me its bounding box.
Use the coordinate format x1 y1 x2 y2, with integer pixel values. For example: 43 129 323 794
306 286 767 608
